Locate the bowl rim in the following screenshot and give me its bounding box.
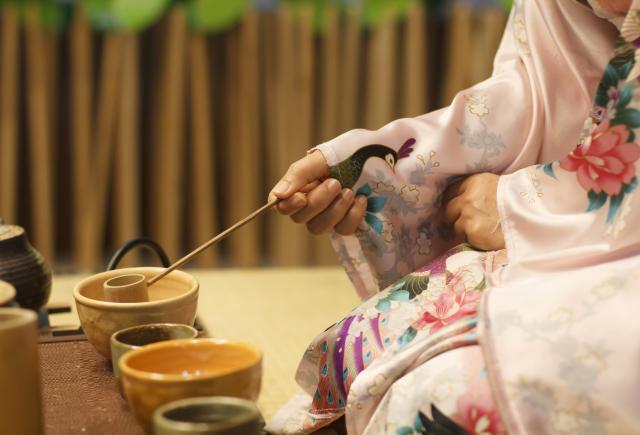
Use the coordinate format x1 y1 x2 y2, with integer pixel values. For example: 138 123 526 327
119 338 262 383
73 267 198 311
110 323 199 349
0 307 36 330
153 396 261 432
0 280 16 306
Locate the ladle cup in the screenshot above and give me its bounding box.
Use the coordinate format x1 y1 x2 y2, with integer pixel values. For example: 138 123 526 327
103 198 280 303
104 274 148 303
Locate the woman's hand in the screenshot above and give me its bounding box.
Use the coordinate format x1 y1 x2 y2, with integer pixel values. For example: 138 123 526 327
443 173 505 251
269 151 367 235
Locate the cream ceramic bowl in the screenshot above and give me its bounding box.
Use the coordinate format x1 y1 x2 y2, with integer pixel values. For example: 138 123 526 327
74 267 199 358
119 338 262 430
0 280 15 307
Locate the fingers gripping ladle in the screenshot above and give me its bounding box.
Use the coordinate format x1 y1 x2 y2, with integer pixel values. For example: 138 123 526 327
103 198 281 303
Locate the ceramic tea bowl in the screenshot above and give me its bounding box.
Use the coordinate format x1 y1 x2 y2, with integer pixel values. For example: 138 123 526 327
74 267 199 358
0 280 16 307
110 323 199 378
119 338 262 430
153 396 263 435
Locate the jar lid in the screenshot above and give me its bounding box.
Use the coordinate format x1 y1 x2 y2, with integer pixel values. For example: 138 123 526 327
0 224 24 241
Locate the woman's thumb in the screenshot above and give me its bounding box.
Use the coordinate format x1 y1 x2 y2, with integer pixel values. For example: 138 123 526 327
271 151 329 198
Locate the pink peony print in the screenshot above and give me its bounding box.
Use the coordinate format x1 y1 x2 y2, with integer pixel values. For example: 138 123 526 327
455 395 504 435
560 119 640 196
413 274 480 333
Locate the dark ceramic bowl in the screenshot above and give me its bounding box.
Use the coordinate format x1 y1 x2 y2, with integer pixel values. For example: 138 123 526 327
110 323 198 378
153 397 263 435
0 225 51 310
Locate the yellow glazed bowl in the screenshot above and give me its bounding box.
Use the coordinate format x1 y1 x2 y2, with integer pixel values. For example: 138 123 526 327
73 267 199 358
119 338 262 430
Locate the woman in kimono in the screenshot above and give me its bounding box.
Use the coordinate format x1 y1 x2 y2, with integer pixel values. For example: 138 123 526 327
267 1 640 434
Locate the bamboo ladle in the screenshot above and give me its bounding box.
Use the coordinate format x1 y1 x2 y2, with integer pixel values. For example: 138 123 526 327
103 198 281 303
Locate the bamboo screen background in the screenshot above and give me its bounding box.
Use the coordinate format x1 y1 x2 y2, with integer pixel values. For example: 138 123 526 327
0 2 508 272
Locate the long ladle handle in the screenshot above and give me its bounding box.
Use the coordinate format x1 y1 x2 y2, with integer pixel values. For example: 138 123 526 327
147 198 281 286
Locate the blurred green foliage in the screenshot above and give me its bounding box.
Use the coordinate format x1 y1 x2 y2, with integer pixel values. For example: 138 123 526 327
0 0 512 32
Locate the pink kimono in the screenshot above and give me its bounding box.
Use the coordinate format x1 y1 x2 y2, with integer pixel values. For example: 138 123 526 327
267 1 640 433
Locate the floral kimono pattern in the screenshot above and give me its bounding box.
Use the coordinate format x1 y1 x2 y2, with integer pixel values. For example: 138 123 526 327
267 0 640 434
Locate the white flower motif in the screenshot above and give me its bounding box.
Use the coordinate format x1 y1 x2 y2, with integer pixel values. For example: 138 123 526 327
373 181 395 194
416 231 432 256
367 373 388 396
465 95 489 117
576 349 607 372
513 9 530 54
364 306 381 319
591 279 620 300
399 185 420 203
548 307 574 324
381 220 394 244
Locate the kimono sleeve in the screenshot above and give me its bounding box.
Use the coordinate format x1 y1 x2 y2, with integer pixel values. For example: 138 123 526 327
497 37 640 272
314 8 542 299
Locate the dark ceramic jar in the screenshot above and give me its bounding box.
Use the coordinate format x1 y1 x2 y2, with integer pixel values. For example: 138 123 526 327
0 224 51 310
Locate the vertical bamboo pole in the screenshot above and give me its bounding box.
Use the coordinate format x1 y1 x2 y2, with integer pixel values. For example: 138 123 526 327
78 34 123 270
261 11 277 160
364 9 397 129
293 4 315 265
112 34 141 266
338 8 362 132
188 32 218 267
44 30 59 160
223 28 239 262
25 4 55 260
442 3 472 105
150 8 187 262
267 6 308 266
469 7 508 85
314 4 339 265
0 6 19 223
228 9 261 267
70 6 93 269
402 1 428 117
